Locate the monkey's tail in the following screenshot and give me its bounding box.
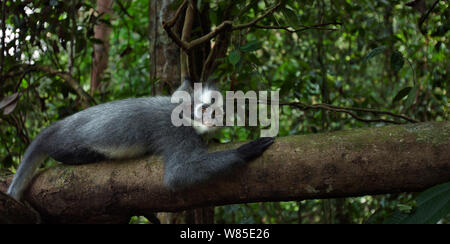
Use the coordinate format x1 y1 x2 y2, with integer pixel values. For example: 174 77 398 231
7 137 47 201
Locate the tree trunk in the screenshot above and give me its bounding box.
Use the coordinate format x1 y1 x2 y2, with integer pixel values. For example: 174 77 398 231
148 0 181 95
149 0 215 223
90 0 114 95
0 0 7 81
0 122 449 224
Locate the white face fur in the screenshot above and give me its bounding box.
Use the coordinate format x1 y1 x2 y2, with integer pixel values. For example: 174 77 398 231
192 87 223 135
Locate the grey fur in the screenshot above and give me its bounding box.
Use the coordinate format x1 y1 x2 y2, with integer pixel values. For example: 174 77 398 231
7 81 274 201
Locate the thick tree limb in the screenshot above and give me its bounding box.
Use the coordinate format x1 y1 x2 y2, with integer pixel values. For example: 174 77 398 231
0 170 40 224
0 191 41 224
0 122 449 223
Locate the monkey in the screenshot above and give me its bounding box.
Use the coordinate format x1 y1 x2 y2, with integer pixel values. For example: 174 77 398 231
7 78 275 201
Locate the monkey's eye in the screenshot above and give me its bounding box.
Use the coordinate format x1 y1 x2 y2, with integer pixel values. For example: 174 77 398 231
201 104 208 113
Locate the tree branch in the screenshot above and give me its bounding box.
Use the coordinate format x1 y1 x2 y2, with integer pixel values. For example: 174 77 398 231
253 22 342 33
163 2 341 81
162 0 190 51
163 2 282 53
164 0 188 28
1 122 448 223
419 0 441 32
180 1 196 79
231 2 283 31
282 102 419 124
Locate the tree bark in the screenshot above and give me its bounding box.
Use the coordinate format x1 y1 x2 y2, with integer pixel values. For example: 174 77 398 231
90 0 114 95
149 0 202 223
0 0 7 82
0 191 41 224
148 0 181 94
0 122 449 223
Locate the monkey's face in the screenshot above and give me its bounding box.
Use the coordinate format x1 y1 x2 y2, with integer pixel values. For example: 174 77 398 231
192 87 224 133
173 80 224 134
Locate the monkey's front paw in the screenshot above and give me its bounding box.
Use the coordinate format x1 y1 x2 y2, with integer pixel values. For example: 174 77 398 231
236 137 275 162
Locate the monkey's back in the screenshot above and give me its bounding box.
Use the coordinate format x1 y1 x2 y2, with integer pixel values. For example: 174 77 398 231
37 96 188 165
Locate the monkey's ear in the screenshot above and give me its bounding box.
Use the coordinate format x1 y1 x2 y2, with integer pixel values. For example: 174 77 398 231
175 77 194 93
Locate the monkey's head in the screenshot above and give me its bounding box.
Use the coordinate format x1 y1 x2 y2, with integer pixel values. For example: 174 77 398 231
173 78 224 135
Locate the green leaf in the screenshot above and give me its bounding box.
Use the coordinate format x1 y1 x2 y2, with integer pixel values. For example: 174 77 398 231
397 204 414 213
404 85 419 109
362 46 387 63
392 87 412 103
281 7 301 29
401 182 450 224
385 182 450 224
229 50 241 66
384 210 409 224
240 40 261 52
417 182 450 206
209 11 218 26
391 50 405 72
236 0 259 18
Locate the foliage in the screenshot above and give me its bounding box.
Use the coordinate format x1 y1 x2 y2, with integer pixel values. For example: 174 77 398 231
385 182 450 224
0 0 448 223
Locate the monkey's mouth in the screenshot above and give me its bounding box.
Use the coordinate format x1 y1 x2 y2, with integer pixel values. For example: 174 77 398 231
203 121 215 127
